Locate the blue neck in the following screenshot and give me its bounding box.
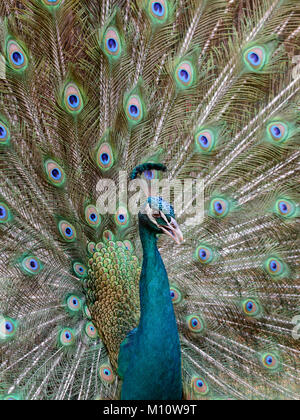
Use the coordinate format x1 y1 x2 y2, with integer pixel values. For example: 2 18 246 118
138 225 175 333
121 223 182 400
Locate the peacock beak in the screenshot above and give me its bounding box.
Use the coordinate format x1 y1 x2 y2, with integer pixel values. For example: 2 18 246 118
157 214 184 245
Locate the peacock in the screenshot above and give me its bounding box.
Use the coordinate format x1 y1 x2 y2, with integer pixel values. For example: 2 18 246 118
0 0 299 401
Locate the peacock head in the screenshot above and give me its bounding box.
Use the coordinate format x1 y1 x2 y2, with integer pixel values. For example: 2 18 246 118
139 196 183 245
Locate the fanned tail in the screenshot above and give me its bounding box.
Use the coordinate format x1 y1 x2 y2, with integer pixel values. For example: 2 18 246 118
0 0 299 400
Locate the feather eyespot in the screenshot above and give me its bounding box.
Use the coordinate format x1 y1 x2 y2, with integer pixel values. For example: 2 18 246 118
0 316 17 341
115 206 129 228
6 39 28 72
274 199 296 218
264 257 285 277
63 83 83 115
260 352 280 371
42 0 61 7
0 121 10 146
66 295 82 313
125 94 144 125
85 321 98 339
186 314 206 334
85 205 101 228
21 256 43 275
0 203 12 224
44 159 66 187
195 129 216 154
242 298 261 317
148 1 168 22
73 262 87 279
58 220 77 242
244 46 266 71
196 245 213 264
210 197 230 218
96 143 114 171
267 122 289 144
170 286 182 304
192 376 209 395
99 365 115 384
103 27 122 59
175 61 195 89
2 394 21 400
59 328 75 347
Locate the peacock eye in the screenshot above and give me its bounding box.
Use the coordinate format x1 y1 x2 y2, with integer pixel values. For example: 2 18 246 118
186 314 206 334
260 352 280 371
99 365 115 384
44 159 66 187
66 295 82 313
170 286 182 304
196 245 214 264
115 206 129 228
124 94 144 125
96 143 114 171
243 46 266 71
63 83 83 115
0 121 10 146
42 0 61 7
103 27 122 59
147 0 169 24
192 376 210 395
73 262 87 279
274 198 296 218
0 203 12 224
195 128 217 154
152 2 164 16
241 298 261 317
267 122 289 144
210 197 230 218
58 220 77 242
0 316 17 341
85 322 98 339
264 256 286 277
6 39 28 72
59 328 75 347
175 61 195 89
21 255 43 276
0 125 6 138
85 205 101 228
